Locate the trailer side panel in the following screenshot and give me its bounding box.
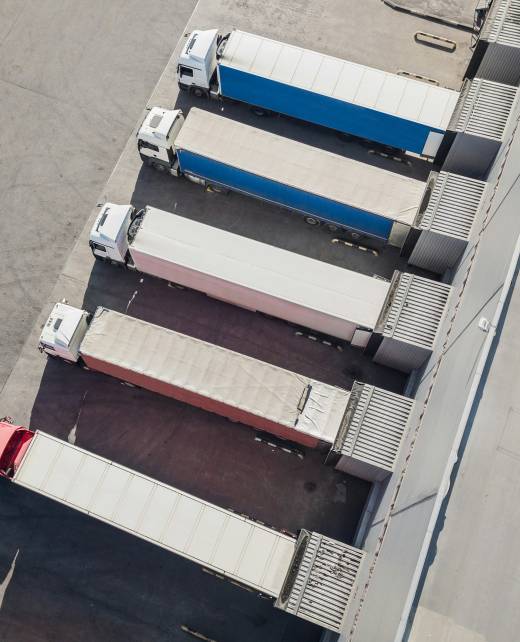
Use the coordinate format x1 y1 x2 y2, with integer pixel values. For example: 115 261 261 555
218 30 459 154
129 207 389 340
173 108 426 241
14 431 295 596
79 308 350 446
177 148 393 239
219 66 439 154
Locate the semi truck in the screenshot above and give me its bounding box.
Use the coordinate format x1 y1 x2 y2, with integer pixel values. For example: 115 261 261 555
89 203 452 372
0 419 365 631
137 106 428 244
38 303 413 482
176 29 459 156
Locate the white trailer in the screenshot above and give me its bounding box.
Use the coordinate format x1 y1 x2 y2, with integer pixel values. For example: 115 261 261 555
0 420 365 632
89 204 451 372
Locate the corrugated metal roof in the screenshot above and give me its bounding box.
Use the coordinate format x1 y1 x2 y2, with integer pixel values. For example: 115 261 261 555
448 78 517 140
221 30 459 130
174 108 426 225
415 172 487 241
275 530 365 631
481 0 520 47
377 273 451 350
80 308 349 443
15 431 295 597
333 383 413 473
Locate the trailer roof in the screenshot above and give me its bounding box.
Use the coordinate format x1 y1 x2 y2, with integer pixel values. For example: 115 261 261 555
221 30 459 131
80 308 350 444
14 431 295 596
175 108 426 225
132 207 389 331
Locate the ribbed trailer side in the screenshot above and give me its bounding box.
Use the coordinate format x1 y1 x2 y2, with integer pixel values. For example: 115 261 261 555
218 30 459 155
78 308 350 447
370 273 452 373
466 0 520 86
407 172 487 274
13 431 295 596
275 530 365 631
438 78 518 178
174 108 426 242
327 383 414 482
129 207 389 341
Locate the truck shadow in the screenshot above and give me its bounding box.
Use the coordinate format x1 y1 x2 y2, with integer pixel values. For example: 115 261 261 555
173 90 435 182
0 478 321 642
28 237 407 544
128 162 436 284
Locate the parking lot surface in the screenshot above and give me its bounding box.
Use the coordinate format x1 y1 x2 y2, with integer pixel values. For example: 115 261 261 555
0 1 474 640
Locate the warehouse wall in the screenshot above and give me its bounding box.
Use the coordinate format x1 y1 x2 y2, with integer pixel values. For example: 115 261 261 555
341 93 520 642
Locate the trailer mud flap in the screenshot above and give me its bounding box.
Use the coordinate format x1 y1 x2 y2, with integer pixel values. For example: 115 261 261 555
351 328 372 348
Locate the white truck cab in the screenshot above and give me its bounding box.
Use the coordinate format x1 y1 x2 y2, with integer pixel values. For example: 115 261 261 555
89 203 135 264
177 29 220 94
137 107 185 173
38 302 90 363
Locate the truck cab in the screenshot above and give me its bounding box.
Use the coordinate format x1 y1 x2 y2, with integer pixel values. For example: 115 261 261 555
0 421 34 478
89 203 134 264
137 107 185 173
177 29 219 93
38 302 90 363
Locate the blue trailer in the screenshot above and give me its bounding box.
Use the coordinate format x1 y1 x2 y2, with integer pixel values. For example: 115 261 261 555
137 107 428 245
177 29 459 157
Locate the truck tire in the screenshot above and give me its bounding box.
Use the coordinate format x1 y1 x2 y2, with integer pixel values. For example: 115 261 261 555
251 106 271 117
207 183 229 195
304 216 320 226
191 87 208 99
149 160 166 172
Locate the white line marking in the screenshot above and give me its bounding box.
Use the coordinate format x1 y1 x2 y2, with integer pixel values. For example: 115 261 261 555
0 549 19 610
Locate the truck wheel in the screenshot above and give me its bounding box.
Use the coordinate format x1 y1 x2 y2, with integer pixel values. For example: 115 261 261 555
326 223 339 232
304 216 320 226
207 183 229 195
251 106 271 117
191 87 208 99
